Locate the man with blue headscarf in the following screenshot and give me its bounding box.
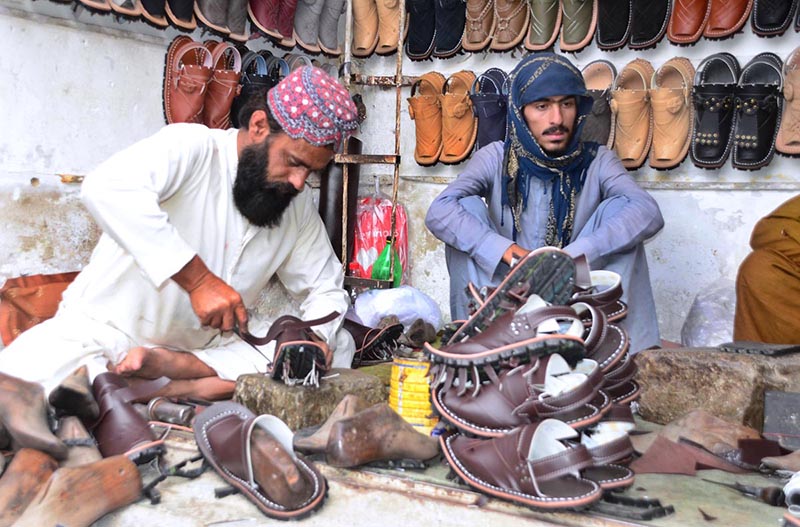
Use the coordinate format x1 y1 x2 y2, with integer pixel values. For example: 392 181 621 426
425 52 664 353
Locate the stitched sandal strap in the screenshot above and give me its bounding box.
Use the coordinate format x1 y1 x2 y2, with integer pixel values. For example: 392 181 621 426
239 311 340 346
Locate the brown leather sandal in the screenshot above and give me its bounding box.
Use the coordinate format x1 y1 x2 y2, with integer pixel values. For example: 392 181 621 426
408 72 447 166
610 58 655 169
439 70 478 164
163 36 213 125
203 41 242 129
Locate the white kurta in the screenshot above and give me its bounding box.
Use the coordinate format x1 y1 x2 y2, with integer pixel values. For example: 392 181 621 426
0 124 352 390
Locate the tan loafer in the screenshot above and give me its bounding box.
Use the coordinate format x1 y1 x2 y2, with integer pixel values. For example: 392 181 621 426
610 58 655 169
777 46 800 155
649 57 695 169
352 0 379 56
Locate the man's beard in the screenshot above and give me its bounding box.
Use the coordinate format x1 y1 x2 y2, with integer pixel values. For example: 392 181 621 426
541 125 573 156
234 137 299 228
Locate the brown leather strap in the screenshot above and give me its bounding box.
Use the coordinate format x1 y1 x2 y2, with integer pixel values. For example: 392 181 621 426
114 376 171 404
530 444 595 482
237 311 340 346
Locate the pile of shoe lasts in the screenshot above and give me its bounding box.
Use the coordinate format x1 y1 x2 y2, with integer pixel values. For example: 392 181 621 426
423 247 640 510
162 35 339 128
408 68 509 166
396 0 800 59
582 46 800 172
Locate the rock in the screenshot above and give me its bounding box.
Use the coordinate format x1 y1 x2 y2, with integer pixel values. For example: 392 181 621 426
233 368 388 431
634 348 800 429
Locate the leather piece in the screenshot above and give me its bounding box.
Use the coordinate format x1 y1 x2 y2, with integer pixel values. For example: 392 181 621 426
704 0 753 37
524 0 561 50
491 0 529 50
163 36 213 125
463 0 495 51
649 57 695 169
581 59 616 147
777 46 800 155
750 0 798 35
442 423 602 509
352 0 379 56
610 58 654 169
668 0 710 43
629 0 669 48
440 70 478 164
732 52 783 170
433 0 466 57
319 137 361 263
470 68 509 150
408 71 446 165
405 0 436 59
595 0 630 49
690 52 740 168
560 0 598 51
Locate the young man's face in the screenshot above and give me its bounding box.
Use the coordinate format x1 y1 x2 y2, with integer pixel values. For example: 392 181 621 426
523 95 578 155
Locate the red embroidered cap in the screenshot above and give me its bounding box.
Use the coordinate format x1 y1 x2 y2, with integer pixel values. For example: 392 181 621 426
267 66 358 150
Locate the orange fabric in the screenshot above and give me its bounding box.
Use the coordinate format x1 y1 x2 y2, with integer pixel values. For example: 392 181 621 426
0 272 79 346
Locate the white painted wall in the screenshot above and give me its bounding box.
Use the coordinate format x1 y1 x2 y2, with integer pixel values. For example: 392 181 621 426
1 0 798 345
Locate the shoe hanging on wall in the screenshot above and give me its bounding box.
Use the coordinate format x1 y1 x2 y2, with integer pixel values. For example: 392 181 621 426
690 52 740 169
294 0 325 52
166 0 198 29
462 0 495 52
610 58 655 170
560 0 597 52
581 59 616 148
108 0 143 16
432 0 465 58
524 0 560 51
595 0 630 50
140 0 170 26
375 0 400 54
667 0 710 45
489 0 528 51
750 0 797 36
352 0 380 56
405 0 436 59
163 35 213 124
203 41 242 129
776 46 800 156
77 0 112 12
318 0 346 55
195 0 232 35
628 0 669 49
703 0 753 39
408 71 446 165
649 57 695 170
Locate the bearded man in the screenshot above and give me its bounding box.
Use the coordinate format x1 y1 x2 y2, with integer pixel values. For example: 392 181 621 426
425 52 664 353
0 66 359 459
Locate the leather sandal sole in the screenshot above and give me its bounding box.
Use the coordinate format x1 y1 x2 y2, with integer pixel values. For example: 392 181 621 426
425 333 585 368
445 248 576 346
582 463 635 490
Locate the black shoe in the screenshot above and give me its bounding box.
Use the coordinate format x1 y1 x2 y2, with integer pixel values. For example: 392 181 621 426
405 0 436 59
629 0 669 49
690 52 740 169
596 0 632 50
432 0 465 58
751 0 798 36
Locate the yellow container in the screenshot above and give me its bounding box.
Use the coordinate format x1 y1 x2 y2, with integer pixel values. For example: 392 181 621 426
389 356 438 434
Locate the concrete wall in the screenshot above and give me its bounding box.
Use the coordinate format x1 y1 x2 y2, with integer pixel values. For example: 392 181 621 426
1 0 798 344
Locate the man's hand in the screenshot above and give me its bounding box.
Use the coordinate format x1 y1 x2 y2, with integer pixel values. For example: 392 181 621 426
502 244 530 267
172 255 248 332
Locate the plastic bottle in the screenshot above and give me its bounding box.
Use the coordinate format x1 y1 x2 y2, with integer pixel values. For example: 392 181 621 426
370 236 402 287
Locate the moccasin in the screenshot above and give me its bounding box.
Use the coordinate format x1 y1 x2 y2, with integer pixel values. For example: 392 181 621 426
405 0 436 59
777 46 800 155
470 67 509 150
750 0 798 36
441 420 603 510
318 0 347 54
610 58 655 169
248 0 283 40
581 59 616 148
432 0 466 57
408 71 446 165
649 57 695 169
704 0 753 37
490 0 529 51
595 0 630 50
440 70 478 164
560 0 598 52
108 0 142 16
524 0 561 50
195 0 231 34
140 0 169 26
203 41 242 129
690 52 740 168
227 0 249 41
163 36 213 125
731 52 783 170
293 0 325 53
166 0 198 29
667 0 710 44
629 0 669 49
352 0 380 56
375 0 401 54
463 0 495 51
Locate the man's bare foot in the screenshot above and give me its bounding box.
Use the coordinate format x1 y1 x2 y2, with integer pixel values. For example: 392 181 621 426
113 347 218 380
0 372 67 460
113 347 160 379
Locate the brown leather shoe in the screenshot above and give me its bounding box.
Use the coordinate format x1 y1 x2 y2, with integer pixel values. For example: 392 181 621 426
490 0 530 50
0 372 67 460
352 0 379 56
667 0 711 44
163 36 213 125
463 0 496 51
408 71 447 165
524 0 560 50
325 403 440 467
610 58 655 169
703 0 753 38
0 449 58 527
649 57 695 169
777 46 800 155
12 455 142 527
440 70 478 164
248 0 283 39
203 41 242 129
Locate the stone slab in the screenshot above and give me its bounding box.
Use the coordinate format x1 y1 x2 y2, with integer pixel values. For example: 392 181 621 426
634 348 800 429
233 368 388 430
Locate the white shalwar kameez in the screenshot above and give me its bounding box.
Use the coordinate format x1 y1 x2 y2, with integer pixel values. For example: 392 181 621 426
0 124 354 394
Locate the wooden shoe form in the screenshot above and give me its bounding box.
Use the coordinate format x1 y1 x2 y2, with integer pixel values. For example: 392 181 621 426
0 449 58 527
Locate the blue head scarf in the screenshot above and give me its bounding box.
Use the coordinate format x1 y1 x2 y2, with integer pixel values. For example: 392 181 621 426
502 52 598 247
